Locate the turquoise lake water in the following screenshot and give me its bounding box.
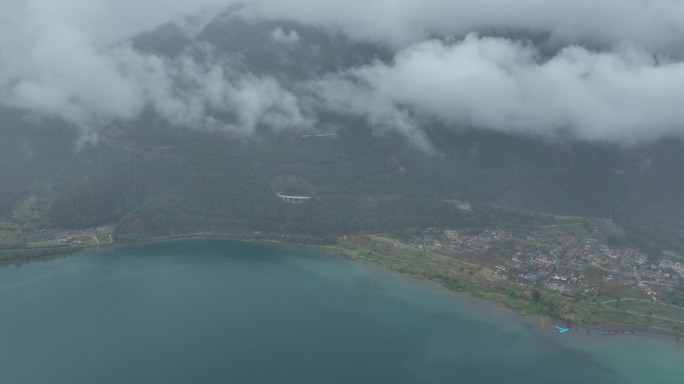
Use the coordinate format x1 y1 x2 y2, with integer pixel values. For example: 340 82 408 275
0 240 682 383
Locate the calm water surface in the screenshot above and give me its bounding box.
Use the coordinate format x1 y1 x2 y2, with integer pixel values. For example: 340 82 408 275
0 240 682 383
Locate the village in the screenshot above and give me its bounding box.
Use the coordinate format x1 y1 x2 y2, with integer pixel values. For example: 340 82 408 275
406 226 684 301
25 226 114 248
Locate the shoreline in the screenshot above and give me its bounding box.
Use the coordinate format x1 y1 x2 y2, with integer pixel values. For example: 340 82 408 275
0 232 286 265
5 232 684 340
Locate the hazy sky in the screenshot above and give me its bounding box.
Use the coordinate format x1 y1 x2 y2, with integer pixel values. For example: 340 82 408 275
2 0 684 145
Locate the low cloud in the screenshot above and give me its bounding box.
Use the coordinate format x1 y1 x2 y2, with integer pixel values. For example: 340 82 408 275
3 41 311 135
2 0 684 146
0 0 312 137
244 0 684 54
312 35 684 145
0 0 228 130
270 27 300 45
116 46 313 133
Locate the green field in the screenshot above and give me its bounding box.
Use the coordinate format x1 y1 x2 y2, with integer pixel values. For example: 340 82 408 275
27 240 57 248
96 232 112 243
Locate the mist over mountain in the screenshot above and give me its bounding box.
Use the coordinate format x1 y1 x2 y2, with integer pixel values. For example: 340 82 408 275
3 1 684 144
2 2 684 254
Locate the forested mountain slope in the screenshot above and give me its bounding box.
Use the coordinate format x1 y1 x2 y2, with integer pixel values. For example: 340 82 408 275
2 9 684 254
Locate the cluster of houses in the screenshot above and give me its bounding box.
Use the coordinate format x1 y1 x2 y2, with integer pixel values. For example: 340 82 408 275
23 226 113 246
406 227 684 298
57 226 112 245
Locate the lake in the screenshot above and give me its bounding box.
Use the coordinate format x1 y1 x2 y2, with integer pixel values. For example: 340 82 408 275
0 240 682 383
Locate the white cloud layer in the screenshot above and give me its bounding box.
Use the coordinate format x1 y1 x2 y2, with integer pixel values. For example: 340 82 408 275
0 0 311 135
244 0 684 53
2 0 684 145
270 27 300 45
313 35 684 144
